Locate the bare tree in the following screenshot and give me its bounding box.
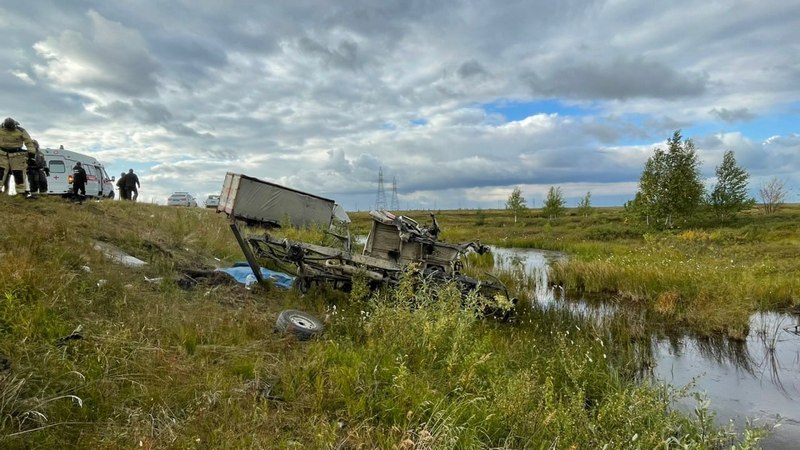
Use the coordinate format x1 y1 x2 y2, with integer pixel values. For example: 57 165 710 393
758 177 787 215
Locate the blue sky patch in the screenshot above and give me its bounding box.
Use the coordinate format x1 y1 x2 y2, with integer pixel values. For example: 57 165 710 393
711 112 798 142
481 99 593 121
681 106 799 144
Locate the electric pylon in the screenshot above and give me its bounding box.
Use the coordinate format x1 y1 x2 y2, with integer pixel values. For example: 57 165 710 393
390 176 400 211
375 167 387 211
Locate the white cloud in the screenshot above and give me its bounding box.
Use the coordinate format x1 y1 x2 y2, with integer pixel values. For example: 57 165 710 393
32 10 160 100
2 0 798 208
8 70 35 85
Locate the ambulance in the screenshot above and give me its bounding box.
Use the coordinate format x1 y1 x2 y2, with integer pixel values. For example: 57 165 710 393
42 146 115 198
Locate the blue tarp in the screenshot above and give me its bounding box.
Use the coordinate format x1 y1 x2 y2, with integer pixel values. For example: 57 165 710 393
215 263 295 289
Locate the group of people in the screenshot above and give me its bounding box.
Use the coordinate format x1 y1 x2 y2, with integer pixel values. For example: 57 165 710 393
70 164 140 204
116 169 140 201
2 116 141 202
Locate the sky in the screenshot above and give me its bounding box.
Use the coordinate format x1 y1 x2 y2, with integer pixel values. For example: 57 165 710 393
2 0 799 210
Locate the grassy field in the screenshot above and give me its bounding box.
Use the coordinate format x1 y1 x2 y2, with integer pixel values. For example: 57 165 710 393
350 205 800 338
0 197 771 448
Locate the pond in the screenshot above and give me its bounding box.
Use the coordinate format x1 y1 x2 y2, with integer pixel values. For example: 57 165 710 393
491 246 800 449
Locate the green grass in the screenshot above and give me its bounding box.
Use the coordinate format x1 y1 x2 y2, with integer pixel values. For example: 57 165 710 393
0 197 769 448
351 205 800 337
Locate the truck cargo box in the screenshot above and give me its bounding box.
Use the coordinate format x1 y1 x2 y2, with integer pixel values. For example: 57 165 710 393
217 172 349 228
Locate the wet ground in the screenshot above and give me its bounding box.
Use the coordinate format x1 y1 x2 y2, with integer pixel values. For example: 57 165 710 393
491 246 800 449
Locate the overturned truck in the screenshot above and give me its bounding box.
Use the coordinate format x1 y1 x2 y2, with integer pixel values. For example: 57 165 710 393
219 172 515 314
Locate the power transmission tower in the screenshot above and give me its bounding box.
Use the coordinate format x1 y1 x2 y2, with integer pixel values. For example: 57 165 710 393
375 167 387 211
390 176 400 211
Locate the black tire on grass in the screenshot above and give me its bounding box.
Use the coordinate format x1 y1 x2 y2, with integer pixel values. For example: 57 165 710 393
275 309 324 340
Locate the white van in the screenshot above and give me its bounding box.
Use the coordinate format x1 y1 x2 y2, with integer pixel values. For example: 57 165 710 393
42 147 115 198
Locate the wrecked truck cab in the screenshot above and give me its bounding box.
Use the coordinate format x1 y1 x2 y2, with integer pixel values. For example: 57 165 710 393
363 210 473 276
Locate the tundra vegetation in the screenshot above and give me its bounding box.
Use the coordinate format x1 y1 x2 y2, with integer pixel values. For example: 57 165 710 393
0 196 775 448
393 131 796 340
353 199 800 340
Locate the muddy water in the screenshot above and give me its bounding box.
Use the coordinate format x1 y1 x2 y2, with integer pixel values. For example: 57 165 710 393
491 246 800 449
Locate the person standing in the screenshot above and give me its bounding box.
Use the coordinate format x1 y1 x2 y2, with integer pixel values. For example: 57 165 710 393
124 168 140 201
0 117 37 196
72 161 87 203
27 140 48 196
116 171 128 200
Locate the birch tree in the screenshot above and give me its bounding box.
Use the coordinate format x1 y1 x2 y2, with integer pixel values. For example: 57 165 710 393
708 150 753 221
506 187 526 223
542 186 565 220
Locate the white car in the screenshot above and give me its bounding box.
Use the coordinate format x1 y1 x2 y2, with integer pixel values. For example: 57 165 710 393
167 192 198 207
205 194 220 209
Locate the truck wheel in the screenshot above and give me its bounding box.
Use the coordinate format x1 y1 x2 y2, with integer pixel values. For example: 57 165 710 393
275 309 324 340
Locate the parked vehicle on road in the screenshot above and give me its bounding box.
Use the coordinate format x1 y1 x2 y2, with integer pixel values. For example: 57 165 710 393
42 147 115 198
205 194 220 209
167 192 198 207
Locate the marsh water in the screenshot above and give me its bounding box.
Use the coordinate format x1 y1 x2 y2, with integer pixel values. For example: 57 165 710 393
491 246 800 449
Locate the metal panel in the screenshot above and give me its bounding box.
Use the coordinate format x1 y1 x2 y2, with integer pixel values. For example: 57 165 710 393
217 172 240 216
217 172 339 228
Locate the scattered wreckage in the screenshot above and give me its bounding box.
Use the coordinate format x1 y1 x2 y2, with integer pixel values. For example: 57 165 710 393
217 172 516 325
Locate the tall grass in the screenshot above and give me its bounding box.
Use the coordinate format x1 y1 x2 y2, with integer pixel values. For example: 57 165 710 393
0 197 767 447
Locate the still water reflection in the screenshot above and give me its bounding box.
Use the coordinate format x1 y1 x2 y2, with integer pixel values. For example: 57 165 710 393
491 246 800 449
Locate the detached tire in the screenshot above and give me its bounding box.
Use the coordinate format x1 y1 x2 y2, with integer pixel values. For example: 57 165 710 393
275 309 324 340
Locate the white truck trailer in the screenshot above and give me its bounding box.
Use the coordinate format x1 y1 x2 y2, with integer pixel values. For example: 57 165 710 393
217 172 350 228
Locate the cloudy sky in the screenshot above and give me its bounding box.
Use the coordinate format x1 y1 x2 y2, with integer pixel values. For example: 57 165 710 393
2 0 799 210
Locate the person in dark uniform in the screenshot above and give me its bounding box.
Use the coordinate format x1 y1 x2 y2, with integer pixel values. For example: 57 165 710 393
124 168 140 201
72 161 87 203
0 117 37 196
116 172 126 200
27 140 49 197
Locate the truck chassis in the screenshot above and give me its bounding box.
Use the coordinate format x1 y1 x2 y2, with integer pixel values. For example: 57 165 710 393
231 210 515 316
